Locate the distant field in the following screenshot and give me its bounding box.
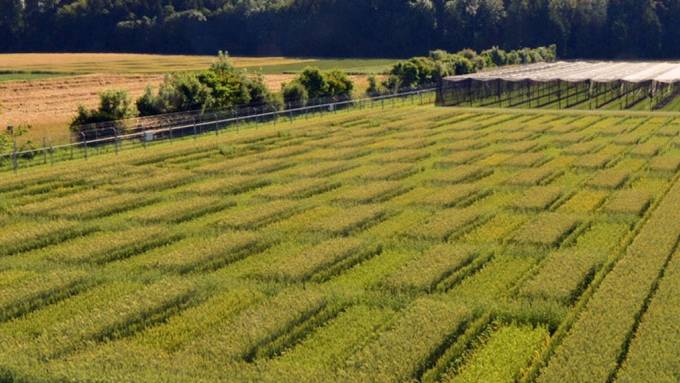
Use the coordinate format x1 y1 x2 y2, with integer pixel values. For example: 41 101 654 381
0 71 73 82
250 58 398 75
0 53 394 143
1 104 680 381
0 53 396 75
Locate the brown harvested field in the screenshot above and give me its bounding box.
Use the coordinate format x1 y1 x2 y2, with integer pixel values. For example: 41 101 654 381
0 53 390 143
0 73 373 143
0 53 312 74
0 74 164 143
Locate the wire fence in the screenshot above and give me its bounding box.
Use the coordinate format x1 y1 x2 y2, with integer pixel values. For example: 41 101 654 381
1 87 437 173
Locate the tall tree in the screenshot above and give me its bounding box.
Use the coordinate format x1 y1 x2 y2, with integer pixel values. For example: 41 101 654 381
0 0 23 50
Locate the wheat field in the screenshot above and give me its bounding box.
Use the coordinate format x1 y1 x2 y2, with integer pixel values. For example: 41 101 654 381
1 102 679 382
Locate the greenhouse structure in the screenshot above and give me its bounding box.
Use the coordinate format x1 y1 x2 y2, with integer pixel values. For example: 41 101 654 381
437 61 680 111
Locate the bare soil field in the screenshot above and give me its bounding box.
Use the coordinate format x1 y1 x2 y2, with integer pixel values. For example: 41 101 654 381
0 73 370 143
0 74 164 142
0 54 389 143
0 53 312 74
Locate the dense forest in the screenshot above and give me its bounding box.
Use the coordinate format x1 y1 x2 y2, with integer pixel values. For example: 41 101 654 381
0 0 677 59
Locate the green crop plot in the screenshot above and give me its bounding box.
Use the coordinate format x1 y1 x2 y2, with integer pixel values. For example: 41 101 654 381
1 102 680 382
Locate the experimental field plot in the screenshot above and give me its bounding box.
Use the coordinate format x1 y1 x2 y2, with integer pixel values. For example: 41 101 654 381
1 103 680 382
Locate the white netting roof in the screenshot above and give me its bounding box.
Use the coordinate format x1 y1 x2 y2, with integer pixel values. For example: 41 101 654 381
445 61 680 84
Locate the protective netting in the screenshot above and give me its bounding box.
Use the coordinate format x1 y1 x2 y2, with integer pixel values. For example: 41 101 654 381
438 61 680 111
444 61 680 84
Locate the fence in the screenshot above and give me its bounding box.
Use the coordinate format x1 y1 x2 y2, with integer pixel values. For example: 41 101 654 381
1 87 436 173
436 78 680 112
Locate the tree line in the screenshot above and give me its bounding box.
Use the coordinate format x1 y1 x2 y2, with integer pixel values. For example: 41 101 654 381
0 0 678 59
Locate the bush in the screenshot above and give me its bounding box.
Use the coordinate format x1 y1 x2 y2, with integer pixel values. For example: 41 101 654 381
455 56 476 74
0 124 34 161
376 44 557 96
136 86 163 116
388 58 436 89
71 90 137 126
366 75 385 97
324 70 353 101
459 48 477 61
70 89 138 139
246 73 283 112
506 51 521 65
482 46 508 66
196 71 247 110
285 67 355 107
163 72 213 112
298 67 328 100
136 52 280 116
282 81 309 108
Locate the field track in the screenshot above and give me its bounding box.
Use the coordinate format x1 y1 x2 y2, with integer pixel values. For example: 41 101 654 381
1 103 680 382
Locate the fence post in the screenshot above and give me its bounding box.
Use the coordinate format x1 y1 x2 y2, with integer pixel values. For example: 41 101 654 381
114 128 119 155
11 134 18 173
193 121 198 139
49 140 54 165
42 137 47 164
81 132 88 159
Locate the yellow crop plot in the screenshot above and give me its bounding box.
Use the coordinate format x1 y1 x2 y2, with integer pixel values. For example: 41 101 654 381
1 102 680 382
